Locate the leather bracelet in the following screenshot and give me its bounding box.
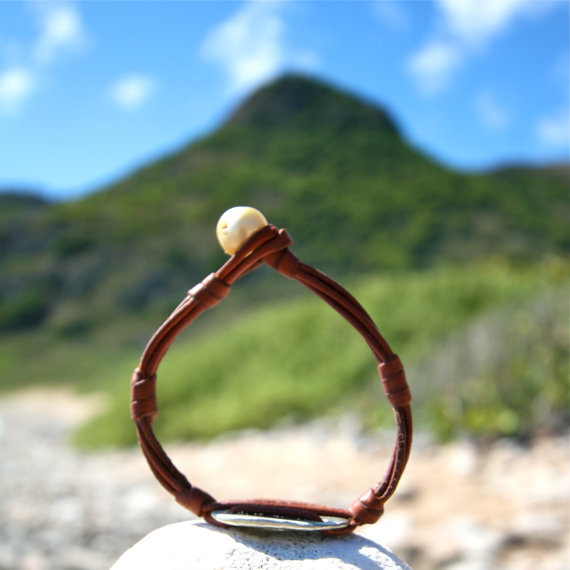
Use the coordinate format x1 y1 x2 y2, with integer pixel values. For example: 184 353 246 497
131 207 413 535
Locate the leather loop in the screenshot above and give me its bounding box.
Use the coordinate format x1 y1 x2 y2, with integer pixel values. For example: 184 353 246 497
131 220 412 535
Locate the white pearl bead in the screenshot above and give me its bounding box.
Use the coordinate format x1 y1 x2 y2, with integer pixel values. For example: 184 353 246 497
216 206 268 255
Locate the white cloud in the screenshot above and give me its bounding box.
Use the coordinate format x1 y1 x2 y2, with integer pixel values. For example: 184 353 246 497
109 74 156 110
0 2 89 117
407 40 462 95
0 67 35 115
436 0 533 46
537 107 570 147
408 0 540 95
476 91 511 130
201 0 285 94
33 3 88 64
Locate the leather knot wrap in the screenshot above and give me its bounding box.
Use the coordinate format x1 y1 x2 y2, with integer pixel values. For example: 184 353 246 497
379 355 411 408
175 486 216 517
264 244 300 279
130 368 157 422
188 273 231 308
219 226 294 286
252 227 294 262
350 488 385 525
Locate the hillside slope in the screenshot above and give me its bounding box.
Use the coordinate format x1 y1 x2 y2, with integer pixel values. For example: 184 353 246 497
1 73 568 342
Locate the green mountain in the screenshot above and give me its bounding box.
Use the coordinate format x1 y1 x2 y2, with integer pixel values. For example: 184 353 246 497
1 73 568 343
0 74 568 445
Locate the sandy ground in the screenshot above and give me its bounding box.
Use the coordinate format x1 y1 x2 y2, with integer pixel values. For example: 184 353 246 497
0 388 568 569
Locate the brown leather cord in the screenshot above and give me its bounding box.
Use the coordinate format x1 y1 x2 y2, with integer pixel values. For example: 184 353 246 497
131 223 412 535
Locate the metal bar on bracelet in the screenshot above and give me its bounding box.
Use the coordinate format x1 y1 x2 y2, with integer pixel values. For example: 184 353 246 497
210 510 351 532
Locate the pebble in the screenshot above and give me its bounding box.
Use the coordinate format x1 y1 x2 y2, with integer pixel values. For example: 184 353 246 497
1 389 568 570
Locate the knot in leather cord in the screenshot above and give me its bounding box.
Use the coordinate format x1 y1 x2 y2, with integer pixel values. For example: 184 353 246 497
175 486 216 517
217 225 294 285
264 247 300 279
379 355 412 408
350 488 385 525
188 273 231 308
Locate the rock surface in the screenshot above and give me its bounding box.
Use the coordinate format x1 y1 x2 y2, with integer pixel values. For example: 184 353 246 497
112 521 410 569
0 388 569 570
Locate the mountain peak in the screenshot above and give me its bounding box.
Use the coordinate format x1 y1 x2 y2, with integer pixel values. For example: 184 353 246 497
223 73 400 135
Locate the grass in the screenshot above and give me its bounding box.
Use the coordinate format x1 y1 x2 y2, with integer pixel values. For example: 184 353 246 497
69 257 568 447
418 283 569 440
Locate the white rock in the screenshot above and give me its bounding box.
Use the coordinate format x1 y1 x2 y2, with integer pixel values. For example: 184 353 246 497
111 520 411 569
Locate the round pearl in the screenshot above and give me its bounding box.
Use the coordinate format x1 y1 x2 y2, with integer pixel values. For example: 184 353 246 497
216 206 268 255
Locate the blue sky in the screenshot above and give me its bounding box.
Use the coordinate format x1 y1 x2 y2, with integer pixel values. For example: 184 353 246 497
0 0 568 200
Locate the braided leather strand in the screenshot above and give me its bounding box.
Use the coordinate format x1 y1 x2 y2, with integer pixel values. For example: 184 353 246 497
131 223 412 534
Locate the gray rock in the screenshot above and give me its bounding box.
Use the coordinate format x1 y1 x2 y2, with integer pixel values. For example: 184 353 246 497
111 521 411 569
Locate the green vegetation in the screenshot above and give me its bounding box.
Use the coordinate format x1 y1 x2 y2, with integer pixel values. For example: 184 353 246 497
0 74 568 447
1 75 568 340
73 259 569 447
